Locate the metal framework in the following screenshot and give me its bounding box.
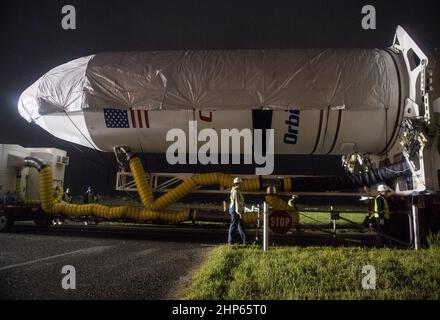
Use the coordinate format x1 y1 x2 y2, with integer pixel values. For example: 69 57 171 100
260 206 419 250
115 171 375 197
115 171 422 250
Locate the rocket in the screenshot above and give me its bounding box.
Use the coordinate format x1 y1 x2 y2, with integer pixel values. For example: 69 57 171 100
17 26 432 182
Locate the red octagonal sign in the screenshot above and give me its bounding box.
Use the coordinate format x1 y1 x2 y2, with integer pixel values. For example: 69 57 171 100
269 210 293 234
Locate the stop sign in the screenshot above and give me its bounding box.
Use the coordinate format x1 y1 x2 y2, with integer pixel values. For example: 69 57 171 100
269 210 293 234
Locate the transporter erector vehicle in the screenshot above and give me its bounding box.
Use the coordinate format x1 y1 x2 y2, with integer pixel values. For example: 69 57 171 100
3 26 439 245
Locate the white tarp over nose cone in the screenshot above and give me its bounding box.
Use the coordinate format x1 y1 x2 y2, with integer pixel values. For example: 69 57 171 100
18 49 398 122
18 55 93 122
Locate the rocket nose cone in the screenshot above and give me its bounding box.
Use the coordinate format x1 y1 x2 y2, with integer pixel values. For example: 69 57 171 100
18 54 94 123
16 55 99 150
18 80 41 123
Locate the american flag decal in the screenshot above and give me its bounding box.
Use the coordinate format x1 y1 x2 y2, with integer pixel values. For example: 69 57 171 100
130 109 150 128
104 108 149 128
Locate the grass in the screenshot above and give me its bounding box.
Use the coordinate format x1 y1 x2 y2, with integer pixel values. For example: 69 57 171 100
300 212 366 226
428 232 440 248
182 244 440 300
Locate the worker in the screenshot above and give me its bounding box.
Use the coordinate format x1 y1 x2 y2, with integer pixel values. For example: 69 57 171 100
62 188 73 203
372 184 392 246
84 186 98 204
288 194 302 231
288 194 298 210
228 177 247 245
53 186 62 200
2 191 16 205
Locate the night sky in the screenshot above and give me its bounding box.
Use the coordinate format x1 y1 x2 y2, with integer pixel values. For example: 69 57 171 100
0 0 439 195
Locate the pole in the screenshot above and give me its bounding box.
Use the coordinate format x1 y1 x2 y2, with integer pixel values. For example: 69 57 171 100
255 204 260 243
332 219 337 238
330 206 337 238
412 204 421 250
263 201 269 251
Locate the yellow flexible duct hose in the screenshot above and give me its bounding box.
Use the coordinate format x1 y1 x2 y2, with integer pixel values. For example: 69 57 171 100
36 166 190 222
129 156 264 225
39 166 56 213
129 157 260 211
284 177 292 192
265 195 299 226
34 157 264 226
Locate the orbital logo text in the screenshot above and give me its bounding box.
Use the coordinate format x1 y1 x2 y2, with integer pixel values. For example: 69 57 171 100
284 109 300 145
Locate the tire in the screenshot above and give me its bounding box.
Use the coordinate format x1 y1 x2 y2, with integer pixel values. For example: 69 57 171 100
51 218 65 226
0 210 14 232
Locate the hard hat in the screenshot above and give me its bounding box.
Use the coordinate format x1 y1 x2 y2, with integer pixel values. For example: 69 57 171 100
266 186 277 195
377 184 387 192
233 177 242 184
66 188 70 193
291 194 298 198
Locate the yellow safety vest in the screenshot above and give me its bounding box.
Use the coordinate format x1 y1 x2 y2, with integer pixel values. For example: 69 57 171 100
229 187 244 213
374 195 390 219
63 193 72 203
88 193 98 204
288 198 295 208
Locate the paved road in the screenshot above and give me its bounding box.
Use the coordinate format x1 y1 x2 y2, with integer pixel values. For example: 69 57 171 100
0 224 217 300
0 223 376 300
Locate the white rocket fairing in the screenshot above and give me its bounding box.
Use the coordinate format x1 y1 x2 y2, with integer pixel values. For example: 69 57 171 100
18 26 429 161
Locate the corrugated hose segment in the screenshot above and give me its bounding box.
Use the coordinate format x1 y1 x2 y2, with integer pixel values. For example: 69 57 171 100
25 156 300 225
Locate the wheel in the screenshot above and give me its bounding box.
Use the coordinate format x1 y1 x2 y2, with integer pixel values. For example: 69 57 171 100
51 218 65 226
0 210 14 232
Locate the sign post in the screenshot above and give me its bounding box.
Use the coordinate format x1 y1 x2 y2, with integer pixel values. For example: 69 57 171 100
263 201 269 252
412 204 421 250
